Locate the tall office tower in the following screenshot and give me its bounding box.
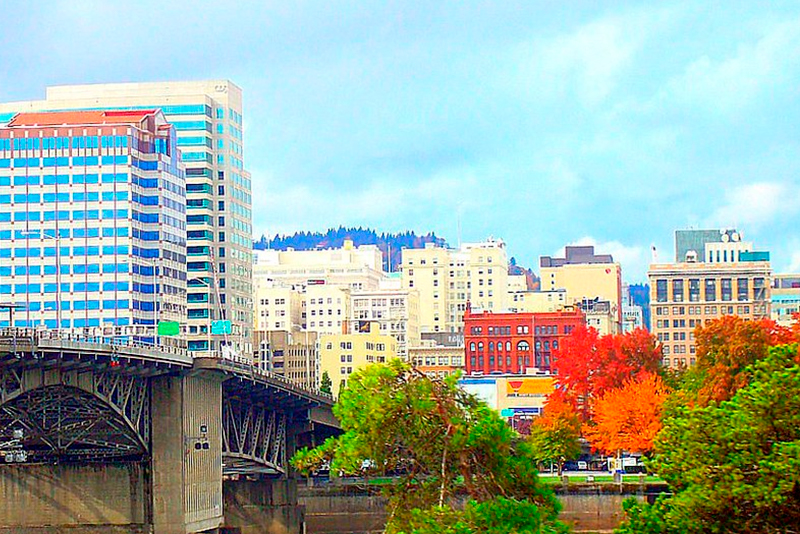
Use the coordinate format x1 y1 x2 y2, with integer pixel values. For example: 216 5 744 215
539 245 623 333
400 238 509 334
0 81 252 356
0 110 186 337
648 228 771 368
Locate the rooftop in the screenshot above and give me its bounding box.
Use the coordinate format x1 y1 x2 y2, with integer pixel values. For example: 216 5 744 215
6 109 159 127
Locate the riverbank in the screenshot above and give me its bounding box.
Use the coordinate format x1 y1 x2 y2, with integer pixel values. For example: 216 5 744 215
299 478 669 533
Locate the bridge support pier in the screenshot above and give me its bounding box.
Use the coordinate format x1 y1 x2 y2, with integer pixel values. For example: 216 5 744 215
222 478 303 534
151 373 224 534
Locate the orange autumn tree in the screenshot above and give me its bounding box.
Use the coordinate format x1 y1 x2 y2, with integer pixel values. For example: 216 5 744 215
691 315 794 405
552 326 662 420
583 373 669 456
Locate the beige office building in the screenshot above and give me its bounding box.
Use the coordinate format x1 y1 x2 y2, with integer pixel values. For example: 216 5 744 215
351 280 420 358
253 240 385 291
319 324 398 397
401 238 509 333
305 284 351 335
649 261 771 367
508 289 568 313
254 279 303 332
540 246 622 333
0 81 253 357
254 330 318 390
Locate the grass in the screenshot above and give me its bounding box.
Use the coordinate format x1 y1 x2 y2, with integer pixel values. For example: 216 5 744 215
540 473 664 485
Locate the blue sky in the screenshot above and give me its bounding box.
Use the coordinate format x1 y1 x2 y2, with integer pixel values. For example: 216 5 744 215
2 1 799 282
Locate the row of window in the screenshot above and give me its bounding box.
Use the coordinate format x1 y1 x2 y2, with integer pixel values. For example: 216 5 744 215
0 172 129 186
0 191 131 204
0 244 133 258
0 209 130 222
655 277 767 303
0 156 130 168
0 227 130 240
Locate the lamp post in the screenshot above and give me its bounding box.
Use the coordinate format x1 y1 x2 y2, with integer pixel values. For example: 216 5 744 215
188 277 213 357
22 231 60 331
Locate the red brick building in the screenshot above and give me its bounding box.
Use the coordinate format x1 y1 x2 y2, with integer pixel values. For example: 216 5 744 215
464 307 584 374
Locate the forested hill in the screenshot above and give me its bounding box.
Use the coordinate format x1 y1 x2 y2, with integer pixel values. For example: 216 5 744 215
253 227 448 272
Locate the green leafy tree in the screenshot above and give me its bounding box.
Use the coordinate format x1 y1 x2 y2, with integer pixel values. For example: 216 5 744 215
528 392 581 475
617 345 800 534
319 371 332 395
292 360 568 534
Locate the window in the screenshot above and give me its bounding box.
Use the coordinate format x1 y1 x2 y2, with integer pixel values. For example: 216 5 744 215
656 279 668 302
689 279 700 302
705 279 716 302
721 278 732 301
672 279 684 302
737 278 749 301
517 340 530 351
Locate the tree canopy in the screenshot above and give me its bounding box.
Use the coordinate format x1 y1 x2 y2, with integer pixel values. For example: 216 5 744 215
616 311 800 534
552 326 662 419
292 360 568 534
527 391 582 474
583 373 669 456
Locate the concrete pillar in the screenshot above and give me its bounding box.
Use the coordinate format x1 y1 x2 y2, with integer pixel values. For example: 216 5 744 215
151 373 224 534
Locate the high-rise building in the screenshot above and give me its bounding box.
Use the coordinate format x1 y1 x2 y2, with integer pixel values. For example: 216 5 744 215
350 279 420 358
0 110 186 337
0 81 252 356
400 238 509 333
540 245 623 333
649 229 771 368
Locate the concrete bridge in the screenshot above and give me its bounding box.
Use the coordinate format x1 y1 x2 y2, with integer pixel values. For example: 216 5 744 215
0 329 338 534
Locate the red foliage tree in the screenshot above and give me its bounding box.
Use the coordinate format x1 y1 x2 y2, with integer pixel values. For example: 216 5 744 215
552 326 661 419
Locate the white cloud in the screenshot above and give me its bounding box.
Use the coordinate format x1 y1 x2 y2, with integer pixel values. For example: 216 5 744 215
510 9 666 107
663 17 800 114
706 181 800 230
555 236 650 282
789 251 800 273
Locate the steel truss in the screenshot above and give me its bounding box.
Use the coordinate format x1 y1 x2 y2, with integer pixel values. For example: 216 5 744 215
0 368 150 461
222 397 287 474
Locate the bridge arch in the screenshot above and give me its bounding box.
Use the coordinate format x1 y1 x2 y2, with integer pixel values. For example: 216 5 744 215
0 369 151 462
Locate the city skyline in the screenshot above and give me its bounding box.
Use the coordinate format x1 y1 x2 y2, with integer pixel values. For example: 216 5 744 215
2 1 799 282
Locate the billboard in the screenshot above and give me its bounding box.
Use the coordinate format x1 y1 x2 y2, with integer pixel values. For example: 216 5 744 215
505 377 554 397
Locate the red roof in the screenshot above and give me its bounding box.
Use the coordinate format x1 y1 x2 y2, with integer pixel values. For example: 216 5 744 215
7 109 159 127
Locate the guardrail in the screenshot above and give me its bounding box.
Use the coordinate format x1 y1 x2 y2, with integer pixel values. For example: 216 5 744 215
0 328 333 400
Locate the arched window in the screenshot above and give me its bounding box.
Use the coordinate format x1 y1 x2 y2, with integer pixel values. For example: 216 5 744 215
553 340 559 350
506 341 511 351
488 342 494 352
470 342 476 352
478 342 484 351
517 340 530 351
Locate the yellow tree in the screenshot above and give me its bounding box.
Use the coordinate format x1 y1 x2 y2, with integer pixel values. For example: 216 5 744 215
583 373 669 456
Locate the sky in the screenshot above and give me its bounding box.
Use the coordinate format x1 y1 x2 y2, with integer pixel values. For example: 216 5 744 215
1 1 799 282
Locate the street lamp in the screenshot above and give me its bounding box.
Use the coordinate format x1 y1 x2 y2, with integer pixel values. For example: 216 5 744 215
21 231 60 331
188 277 214 357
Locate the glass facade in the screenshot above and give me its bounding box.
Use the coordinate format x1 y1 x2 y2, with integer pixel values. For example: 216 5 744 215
0 111 186 342
0 81 254 356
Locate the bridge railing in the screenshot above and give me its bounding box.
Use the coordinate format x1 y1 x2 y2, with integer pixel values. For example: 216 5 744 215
0 328 333 399
213 355 332 399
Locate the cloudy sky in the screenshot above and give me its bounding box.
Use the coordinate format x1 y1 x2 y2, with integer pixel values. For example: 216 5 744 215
2 1 799 281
